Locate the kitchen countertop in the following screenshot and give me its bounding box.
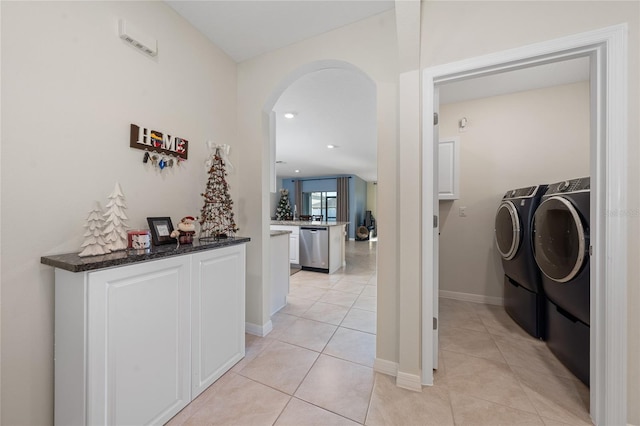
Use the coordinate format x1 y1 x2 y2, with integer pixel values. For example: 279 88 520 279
41 236 251 273
271 220 349 226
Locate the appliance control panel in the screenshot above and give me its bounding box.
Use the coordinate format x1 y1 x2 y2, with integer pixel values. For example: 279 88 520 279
502 184 546 200
545 177 590 195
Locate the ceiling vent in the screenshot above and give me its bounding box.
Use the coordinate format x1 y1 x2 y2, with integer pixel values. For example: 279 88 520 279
118 19 157 57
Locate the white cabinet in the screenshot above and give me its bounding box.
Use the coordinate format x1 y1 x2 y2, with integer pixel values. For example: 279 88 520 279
270 232 290 315
53 244 246 426
289 232 299 264
270 225 299 264
328 225 346 274
191 246 245 397
439 137 460 200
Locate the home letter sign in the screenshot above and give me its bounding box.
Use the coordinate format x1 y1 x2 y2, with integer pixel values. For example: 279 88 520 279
130 124 189 160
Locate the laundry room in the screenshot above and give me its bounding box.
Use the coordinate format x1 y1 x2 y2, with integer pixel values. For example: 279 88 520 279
438 70 589 301
437 62 591 384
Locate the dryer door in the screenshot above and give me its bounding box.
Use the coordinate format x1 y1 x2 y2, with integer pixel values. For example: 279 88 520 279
495 201 521 260
533 196 586 283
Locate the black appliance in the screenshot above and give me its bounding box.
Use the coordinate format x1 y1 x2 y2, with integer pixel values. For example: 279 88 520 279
494 184 547 338
533 177 590 385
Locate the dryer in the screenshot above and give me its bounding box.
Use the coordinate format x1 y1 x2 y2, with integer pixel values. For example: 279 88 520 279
494 184 547 338
532 176 590 385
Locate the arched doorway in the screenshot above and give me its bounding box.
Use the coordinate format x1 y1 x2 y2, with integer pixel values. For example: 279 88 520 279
263 59 379 327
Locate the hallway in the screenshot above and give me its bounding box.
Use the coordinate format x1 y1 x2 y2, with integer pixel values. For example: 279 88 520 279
167 240 591 425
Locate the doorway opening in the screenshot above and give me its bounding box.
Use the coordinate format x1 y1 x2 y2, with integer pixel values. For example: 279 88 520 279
264 59 379 330
422 25 628 426
267 63 377 241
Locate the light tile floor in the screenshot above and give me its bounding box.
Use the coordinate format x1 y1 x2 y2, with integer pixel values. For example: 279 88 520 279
167 240 591 426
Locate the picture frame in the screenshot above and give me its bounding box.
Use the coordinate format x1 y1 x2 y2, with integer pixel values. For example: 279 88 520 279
146 217 174 246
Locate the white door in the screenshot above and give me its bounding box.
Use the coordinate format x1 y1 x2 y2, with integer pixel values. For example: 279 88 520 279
432 88 440 370
87 257 191 425
191 245 246 398
422 85 440 384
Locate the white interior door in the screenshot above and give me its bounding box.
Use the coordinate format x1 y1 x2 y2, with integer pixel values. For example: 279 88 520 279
432 88 440 370
421 82 439 384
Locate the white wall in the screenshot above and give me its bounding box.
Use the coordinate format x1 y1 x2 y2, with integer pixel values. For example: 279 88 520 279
438 82 589 300
421 2 639 423
0 2 237 424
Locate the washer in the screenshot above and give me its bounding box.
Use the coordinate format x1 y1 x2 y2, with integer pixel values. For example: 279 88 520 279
532 176 590 385
494 184 547 338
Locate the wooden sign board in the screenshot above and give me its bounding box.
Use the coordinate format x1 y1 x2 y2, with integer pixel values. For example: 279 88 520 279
130 124 188 160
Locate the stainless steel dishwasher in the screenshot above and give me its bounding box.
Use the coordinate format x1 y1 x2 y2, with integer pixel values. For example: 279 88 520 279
299 226 329 272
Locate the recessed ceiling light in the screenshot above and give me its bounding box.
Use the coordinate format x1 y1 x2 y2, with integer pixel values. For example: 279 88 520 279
294 169 300 173
284 112 296 119
327 144 338 149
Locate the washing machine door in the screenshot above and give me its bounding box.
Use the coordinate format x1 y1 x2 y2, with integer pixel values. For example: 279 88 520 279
495 201 521 260
533 196 586 283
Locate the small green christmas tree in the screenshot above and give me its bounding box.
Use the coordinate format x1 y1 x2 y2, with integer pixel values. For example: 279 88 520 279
275 188 293 220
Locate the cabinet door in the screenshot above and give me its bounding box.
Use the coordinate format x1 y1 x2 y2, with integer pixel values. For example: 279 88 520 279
191 245 246 398
271 225 300 265
270 235 290 315
87 257 191 426
290 233 300 264
439 137 460 200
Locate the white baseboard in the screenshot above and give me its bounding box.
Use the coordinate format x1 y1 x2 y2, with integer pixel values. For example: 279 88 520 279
374 360 422 392
245 320 273 337
439 290 503 306
373 358 398 377
396 371 422 392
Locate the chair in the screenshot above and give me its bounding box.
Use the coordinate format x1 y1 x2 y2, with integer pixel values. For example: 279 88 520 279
299 215 312 221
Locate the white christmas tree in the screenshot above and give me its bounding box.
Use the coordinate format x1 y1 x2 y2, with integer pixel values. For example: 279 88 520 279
78 202 111 257
102 182 129 252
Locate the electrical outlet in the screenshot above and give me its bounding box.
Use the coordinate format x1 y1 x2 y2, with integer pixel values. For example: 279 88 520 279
459 207 467 217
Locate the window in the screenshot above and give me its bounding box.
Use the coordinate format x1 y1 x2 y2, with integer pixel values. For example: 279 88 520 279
304 191 337 220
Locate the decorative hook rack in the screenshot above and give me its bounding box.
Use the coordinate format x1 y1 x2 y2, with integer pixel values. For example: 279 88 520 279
130 123 189 170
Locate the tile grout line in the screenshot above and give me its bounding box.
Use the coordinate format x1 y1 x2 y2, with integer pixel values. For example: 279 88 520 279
484 308 580 424
285 248 376 424
444 298 592 424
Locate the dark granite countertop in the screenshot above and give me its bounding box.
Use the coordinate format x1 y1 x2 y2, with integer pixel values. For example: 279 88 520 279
41 236 251 273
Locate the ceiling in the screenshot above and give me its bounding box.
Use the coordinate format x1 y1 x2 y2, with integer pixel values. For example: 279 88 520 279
165 1 395 63
438 57 590 105
167 2 590 183
273 68 377 182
